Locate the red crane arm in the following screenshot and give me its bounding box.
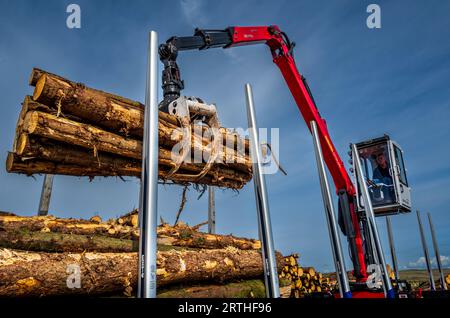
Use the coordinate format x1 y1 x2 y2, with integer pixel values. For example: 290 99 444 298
230 26 355 195
229 26 368 280
159 25 367 280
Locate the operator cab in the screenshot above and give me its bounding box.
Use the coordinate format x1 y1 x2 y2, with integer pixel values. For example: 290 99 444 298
353 135 411 216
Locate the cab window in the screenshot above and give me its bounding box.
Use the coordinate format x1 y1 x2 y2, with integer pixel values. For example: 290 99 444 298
394 145 408 186
357 144 395 207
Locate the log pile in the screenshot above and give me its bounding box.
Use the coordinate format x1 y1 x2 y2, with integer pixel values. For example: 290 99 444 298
386 264 396 280
0 211 261 252
0 212 282 297
279 253 335 298
6 68 252 189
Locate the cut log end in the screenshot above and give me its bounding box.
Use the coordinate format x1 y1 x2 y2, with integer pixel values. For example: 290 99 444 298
33 75 46 101
5 152 15 173
16 134 28 156
9 68 253 189
22 111 38 134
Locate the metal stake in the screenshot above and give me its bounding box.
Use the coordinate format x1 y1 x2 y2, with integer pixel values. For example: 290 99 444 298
386 216 400 281
352 144 395 298
311 121 352 298
428 213 447 290
208 186 216 234
38 174 54 216
416 210 435 291
137 31 159 298
428 213 446 290
245 83 279 298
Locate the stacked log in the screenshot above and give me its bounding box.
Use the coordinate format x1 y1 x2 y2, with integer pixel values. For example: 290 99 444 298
386 264 396 280
116 209 138 227
0 213 282 297
0 247 278 297
6 68 252 189
0 213 261 251
279 254 335 298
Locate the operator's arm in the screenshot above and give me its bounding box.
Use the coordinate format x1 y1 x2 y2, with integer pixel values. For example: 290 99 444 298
372 168 382 180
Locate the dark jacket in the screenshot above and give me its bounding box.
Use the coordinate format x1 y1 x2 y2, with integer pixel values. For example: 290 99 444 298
373 165 391 182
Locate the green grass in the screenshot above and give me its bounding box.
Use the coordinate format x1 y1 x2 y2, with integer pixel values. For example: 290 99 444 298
397 269 450 281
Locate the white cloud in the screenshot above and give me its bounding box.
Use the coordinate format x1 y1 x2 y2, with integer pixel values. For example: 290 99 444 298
180 0 208 27
408 256 426 268
436 255 450 267
407 255 450 268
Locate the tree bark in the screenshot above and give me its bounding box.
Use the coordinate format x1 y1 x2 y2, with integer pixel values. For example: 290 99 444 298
117 210 139 227
22 110 142 160
14 134 251 187
29 68 143 111
303 267 316 277
0 229 206 254
20 110 252 174
17 134 140 169
6 152 139 178
0 227 262 254
0 248 282 297
0 214 129 238
33 73 145 137
15 135 141 176
158 223 261 250
30 69 250 152
0 215 262 250
0 229 137 253
7 152 245 189
13 96 82 153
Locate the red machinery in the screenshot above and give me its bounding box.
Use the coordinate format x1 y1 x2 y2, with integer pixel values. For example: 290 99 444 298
158 25 410 297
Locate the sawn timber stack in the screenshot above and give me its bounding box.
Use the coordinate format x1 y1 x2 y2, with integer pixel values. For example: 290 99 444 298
6 68 252 189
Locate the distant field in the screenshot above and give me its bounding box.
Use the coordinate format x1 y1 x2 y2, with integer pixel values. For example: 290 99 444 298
399 269 450 281
324 269 449 290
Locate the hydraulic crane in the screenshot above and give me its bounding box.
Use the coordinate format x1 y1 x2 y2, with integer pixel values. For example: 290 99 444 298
158 25 412 296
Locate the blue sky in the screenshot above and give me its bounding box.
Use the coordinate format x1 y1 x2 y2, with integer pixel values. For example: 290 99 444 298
1 0 449 272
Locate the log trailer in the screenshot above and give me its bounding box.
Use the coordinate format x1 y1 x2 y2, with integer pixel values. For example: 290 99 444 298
157 26 412 298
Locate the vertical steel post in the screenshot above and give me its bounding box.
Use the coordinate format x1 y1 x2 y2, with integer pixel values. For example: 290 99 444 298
310 121 352 298
386 216 400 281
38 174 54 216
352 144 395 298
427 213 447 290
137 31 159 298
245 83 279 298
208 186 216 234
416 210 436 290
416 210 435 291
